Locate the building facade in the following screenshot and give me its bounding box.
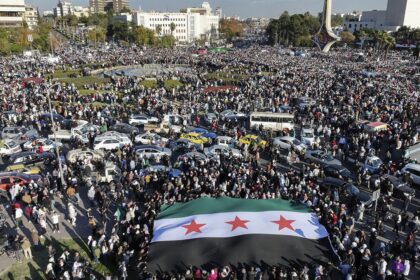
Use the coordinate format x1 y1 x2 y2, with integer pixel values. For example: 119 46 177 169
133 2 219 43
0 0 25 27
24 5 38 29
90 0 105 14
344 0 420 32
53 0 74 18
113 0 129 13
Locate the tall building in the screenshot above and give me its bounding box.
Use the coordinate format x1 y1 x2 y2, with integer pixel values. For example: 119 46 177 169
0 0 25 27
53 0 74 17
24 5 38 29
343 0 420 32
90 0 105 14
113 0 129 13
133 2 220 43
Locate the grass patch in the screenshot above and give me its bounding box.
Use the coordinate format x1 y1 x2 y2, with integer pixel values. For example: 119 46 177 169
59 76 109 88
139 80 157 89
0 237 115 279
78 89 110 96
164 79 183 90
206 71 250 83
48 69 80 79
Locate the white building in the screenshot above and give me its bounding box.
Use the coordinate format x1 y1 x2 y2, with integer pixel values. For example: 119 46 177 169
344 0 420 32
133 2 219 43
54 0 74 18
0 0 25 27
73 6 90 18
24 5 38 29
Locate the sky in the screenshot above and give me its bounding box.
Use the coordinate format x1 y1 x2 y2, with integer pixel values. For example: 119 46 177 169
28 0 388 18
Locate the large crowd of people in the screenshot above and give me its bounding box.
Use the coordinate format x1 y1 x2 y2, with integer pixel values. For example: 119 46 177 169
0 43 419 280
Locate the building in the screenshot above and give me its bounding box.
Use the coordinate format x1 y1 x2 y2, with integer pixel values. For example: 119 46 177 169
53 0 74 18
73 6 90 18
0 0 25 27
90 0 105 13
133 2 220 43
343 0 420 32
24 5 38 29
113 0 129 13
215 7 222 19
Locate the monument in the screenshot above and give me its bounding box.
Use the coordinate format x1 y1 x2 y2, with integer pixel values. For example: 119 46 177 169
313 0 341 52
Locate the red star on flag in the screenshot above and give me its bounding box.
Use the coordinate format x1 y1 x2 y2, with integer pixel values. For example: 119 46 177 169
226 216 250 231
182 219 206 235
271 215 295 231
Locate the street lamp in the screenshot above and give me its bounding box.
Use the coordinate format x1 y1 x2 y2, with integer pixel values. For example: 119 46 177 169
45 83 66 188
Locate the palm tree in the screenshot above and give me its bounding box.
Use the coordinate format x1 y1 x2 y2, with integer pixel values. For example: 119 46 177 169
384 33 396 59
170 22 176 36
155 24 162 36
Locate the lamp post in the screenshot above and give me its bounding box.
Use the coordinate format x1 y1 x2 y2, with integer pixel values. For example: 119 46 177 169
46 83 66 188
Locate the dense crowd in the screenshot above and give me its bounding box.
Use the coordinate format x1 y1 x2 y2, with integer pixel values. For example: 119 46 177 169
0 43 419 280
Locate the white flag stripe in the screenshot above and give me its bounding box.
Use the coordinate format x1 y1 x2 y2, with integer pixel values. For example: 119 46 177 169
152 211 328 242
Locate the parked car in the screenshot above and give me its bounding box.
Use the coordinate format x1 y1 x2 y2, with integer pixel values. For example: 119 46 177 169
135 145 172 159
5 164 41 175
320 177 372 207
0 172 42 192
1 126 38 140
66 148 105 164
180 133 209 145
361 156 383 174
204 145 242 159
215 136 236 148
169 139 194 153
9 151 55 166
109 123 140 136
93 135 131 151
304 150 342 167
38 113 74 130
323 164 355 182
0 139 22 157
135 133 168 145
203 112 218 124
370 174 416 200
219 110 247 121
272 136 307 154
401 163 420 186
300 128 315 146
23 138 63 152
239 134 267 148
129 114 159 126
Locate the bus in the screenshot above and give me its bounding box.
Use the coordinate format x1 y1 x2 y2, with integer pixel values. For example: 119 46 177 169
250 112 295 132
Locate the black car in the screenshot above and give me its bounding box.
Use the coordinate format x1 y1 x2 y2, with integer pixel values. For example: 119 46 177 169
321 177 373 207
9 151 56 166
39 113 74 130
370 174 415 200
110 123 140 136
323 164 356 182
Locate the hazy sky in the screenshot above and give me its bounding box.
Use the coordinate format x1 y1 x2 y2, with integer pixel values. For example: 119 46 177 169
28 0 388 18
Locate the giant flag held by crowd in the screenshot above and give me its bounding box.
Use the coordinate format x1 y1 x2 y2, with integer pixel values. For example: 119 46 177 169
148 197 340 273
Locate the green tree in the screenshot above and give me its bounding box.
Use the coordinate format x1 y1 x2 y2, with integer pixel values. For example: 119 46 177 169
219 19 244 41
87 27 106 46
0 36 11 55
170 22 176 36
155 24 162 36
340 31 355 44
331 15 343 27
158 35 176 48
133 26 156 46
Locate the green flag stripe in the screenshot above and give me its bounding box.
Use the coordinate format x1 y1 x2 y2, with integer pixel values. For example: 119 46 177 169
157 197 311 219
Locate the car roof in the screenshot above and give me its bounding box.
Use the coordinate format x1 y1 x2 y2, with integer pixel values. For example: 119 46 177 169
278 136 295 141
136 145 161 149
404 163 420 171
322 177 346 186
326 164 345 170
10 151 36 159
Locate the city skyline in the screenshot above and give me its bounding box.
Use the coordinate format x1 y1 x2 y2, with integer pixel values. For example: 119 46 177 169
28 0 388 18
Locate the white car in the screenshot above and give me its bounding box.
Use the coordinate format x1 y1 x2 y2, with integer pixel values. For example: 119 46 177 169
215 136 236 148
0 139 22 156
219 110 247 120
273 136 307 154
23 138 63 152
300 128 315 146
135 145 172 159
93 136 132 151
129 114 159 126
135 133 168 145
100 131 130 138
402 163 420 186
204 145 242 159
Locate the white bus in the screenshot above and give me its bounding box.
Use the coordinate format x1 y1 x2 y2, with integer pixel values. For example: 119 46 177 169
250 112 295 131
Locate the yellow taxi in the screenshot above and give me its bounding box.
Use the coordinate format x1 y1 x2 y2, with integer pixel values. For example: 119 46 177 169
5 164 41 175
239 134 267 148
180 132 209 145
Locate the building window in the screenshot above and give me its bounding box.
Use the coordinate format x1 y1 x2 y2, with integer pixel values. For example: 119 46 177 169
349 24 352 28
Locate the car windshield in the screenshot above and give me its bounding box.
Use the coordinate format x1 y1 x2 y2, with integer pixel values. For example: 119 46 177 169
292 139 301 145
302 132 314 138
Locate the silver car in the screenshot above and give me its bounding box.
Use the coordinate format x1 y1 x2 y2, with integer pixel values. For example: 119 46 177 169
304 150 342 167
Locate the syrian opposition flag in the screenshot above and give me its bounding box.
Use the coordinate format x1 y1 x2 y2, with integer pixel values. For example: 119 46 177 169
148 197 339 273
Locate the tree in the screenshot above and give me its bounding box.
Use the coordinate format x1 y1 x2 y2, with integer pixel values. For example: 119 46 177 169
331 15 343 27
219 19 244 41
170 22 176 36
155 24 162 36
87 27 106 46
158 35 176 48
133 26 156 46
340 31 355 44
